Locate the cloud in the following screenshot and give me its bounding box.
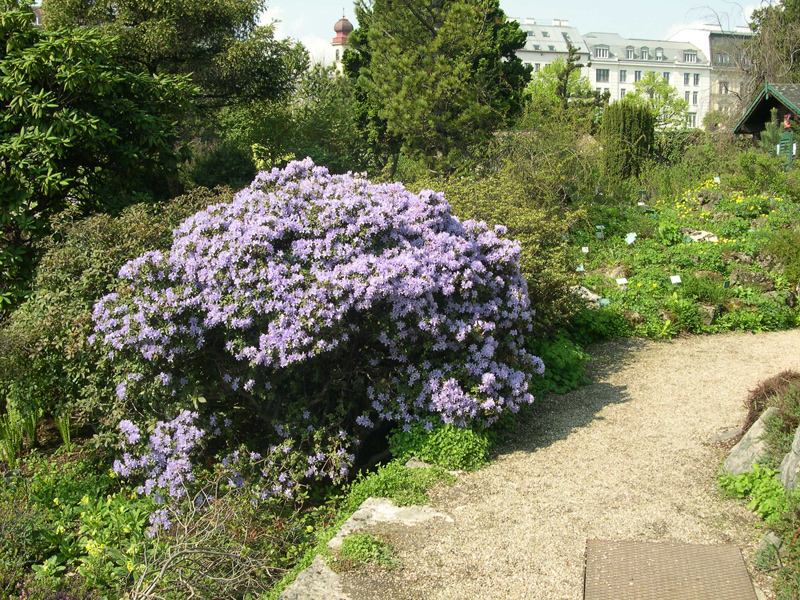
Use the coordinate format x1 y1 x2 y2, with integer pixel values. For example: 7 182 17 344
302 35 336 65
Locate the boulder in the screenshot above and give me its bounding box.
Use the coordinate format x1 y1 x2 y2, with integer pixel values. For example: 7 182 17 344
721 297 747 313
780 425 800 491
680 228 718 242
279 556 351 600
730 266 774 291
722 251 754 265
724 407 779 476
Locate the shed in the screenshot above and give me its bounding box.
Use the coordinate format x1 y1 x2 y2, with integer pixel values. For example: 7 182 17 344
734 82 800 137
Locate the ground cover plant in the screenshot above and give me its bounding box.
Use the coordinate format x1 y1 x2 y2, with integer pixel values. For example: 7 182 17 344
568 172 800 338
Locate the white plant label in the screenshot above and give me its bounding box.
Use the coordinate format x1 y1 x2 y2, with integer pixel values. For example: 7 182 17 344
582 246 589 253
670 275 682 284
616 278 628 285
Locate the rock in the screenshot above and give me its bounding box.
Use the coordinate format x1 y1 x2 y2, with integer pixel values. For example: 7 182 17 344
756 253 784 271
709 428 741 444
279 556 351 600
605 264 631 280
724 407 779 476
405 457 433 469
699 305 716 326
328 497 453 550
730 266 775 291
623 310 645 326
658 309 677 322
680 228 718 242
780 424 800 491
722 297 747 313
760 531 784 553
694 270 724 281
571 286 600 308
722 251 754 265
762 290 797 308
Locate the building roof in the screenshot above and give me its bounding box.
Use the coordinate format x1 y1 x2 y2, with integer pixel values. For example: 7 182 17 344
734 83 800 134
514 20 589 55
582 32 708 64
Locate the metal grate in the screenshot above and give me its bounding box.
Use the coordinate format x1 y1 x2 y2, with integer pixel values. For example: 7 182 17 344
584 540 758 600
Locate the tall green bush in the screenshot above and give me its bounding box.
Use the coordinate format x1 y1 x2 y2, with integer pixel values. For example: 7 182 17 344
0 187 233 431
602 98 655 180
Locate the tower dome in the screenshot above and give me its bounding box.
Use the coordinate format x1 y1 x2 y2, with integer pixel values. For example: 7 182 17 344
333 15 353 44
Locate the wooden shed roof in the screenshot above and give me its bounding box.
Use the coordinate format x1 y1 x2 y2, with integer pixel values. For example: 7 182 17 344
735 83 800 135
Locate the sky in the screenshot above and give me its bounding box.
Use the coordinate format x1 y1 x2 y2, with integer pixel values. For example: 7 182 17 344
260 0 763 65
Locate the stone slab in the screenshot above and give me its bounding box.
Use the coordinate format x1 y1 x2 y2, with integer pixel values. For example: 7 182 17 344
724 407 779 476
278 556 350 600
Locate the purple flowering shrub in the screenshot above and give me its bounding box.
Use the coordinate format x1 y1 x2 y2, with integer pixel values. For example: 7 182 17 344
92 159 542 499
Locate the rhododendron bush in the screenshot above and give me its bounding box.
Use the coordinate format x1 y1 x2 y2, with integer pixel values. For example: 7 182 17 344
92 159 542 499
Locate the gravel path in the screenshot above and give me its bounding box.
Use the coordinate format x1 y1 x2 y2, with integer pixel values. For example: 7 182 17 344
338 330 800 600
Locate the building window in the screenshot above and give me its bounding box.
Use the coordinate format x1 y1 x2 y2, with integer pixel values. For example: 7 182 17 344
562 32 571 43
694 73 700 85
596 88 601 93
693 91 698 105
684 51 697 63
542 31 549 37
596 69 610 82
641 47 650 60
535 63 540 71
335 49 340 62
719 81 729 94
655 47 664 60
634 70 642 82
687 113 697 127
620 69 627 82
595 47 609 58
663 72 670 83
533 44 540 50
684 73 690 85
715 52 729 64
626 47 635 59
526 31 535 36
685 91 690 102
548 45 555 51
604 88 609 94
621 88 626 97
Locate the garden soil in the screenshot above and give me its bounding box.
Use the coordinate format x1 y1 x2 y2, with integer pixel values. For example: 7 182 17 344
338 330 800 600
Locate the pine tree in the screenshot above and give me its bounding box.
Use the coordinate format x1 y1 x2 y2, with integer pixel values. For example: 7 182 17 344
602 99 655 180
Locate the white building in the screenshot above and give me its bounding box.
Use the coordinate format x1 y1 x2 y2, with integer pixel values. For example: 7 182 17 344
582 32 712 127
512 18 591 78
668 25 753 118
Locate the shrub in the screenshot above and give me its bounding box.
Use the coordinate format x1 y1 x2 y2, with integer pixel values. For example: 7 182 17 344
92 160 542 500
424 174 583 337
765 229 800 284
525 333 590 395
0 187 233 432
719 463 787 522
388 422 491 471
743 371 800 433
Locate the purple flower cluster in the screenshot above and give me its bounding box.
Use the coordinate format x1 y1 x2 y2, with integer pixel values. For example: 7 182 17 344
94 159 542 490
113 411 205 531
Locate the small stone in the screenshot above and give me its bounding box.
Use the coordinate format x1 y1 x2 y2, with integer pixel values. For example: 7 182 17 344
724 407 779 476
694 270 724 281
605 264 631 280
278 556 351 600
723 251 754 265
680 228 718 242
570 286 600 308
709 428 740 444
699 305 716 326
623 310 645 326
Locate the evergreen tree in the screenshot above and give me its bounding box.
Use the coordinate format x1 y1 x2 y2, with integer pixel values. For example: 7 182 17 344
602 98 655 180
344 0 530 176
